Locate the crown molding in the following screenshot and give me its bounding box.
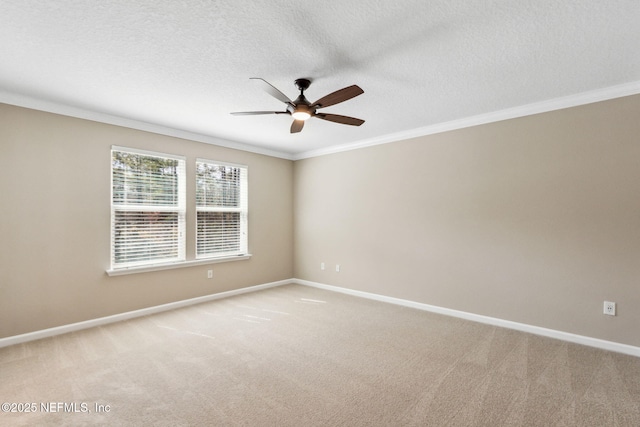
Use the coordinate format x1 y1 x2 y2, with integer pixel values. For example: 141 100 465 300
293 81 640 160
3 81 639 162
0 91 296 160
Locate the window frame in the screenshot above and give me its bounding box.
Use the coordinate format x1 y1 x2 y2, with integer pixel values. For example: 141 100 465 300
195 158 249 260
110 146 186 271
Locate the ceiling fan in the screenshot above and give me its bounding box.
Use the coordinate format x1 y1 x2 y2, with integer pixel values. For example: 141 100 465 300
231 78 365 133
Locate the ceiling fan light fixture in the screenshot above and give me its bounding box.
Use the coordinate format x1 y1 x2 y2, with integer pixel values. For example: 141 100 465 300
292 110 311 121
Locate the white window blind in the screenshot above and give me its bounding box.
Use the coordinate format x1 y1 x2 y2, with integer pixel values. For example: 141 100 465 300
111 147 186 269
196 159 248 258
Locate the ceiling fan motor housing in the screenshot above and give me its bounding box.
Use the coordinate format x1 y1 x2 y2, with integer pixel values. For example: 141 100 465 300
291 80 313 119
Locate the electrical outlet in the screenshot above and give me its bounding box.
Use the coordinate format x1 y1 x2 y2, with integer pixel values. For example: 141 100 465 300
207 269 213 279
336 264 340 272
603 301 616 316
320 262 325 270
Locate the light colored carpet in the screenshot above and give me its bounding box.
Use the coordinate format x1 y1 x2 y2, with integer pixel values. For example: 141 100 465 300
1 284 639 426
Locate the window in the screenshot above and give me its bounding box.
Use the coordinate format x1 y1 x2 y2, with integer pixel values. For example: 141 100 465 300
196 159 248 259
111 147 186 269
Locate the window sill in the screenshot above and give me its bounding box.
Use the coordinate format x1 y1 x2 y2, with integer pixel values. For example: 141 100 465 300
106 254 252 276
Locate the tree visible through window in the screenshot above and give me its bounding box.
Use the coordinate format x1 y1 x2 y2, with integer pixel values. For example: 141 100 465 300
111 147 186 269
196 160 248 258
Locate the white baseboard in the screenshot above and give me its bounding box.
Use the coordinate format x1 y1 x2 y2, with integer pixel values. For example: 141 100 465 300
293 279 640 358
0 279 290 349
4 278 639 358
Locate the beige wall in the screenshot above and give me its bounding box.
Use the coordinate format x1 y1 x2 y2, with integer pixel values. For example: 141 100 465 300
0 104 294 338
3 94 640 348
294 94 640 347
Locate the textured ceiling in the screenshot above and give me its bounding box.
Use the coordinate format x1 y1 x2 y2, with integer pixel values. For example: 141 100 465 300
1 0 639 159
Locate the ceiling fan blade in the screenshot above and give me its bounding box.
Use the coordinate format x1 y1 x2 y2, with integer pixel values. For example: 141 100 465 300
230 111 287 115
311 85 364 109
315 113 365 126
290 120 305 133
250 77 293 105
